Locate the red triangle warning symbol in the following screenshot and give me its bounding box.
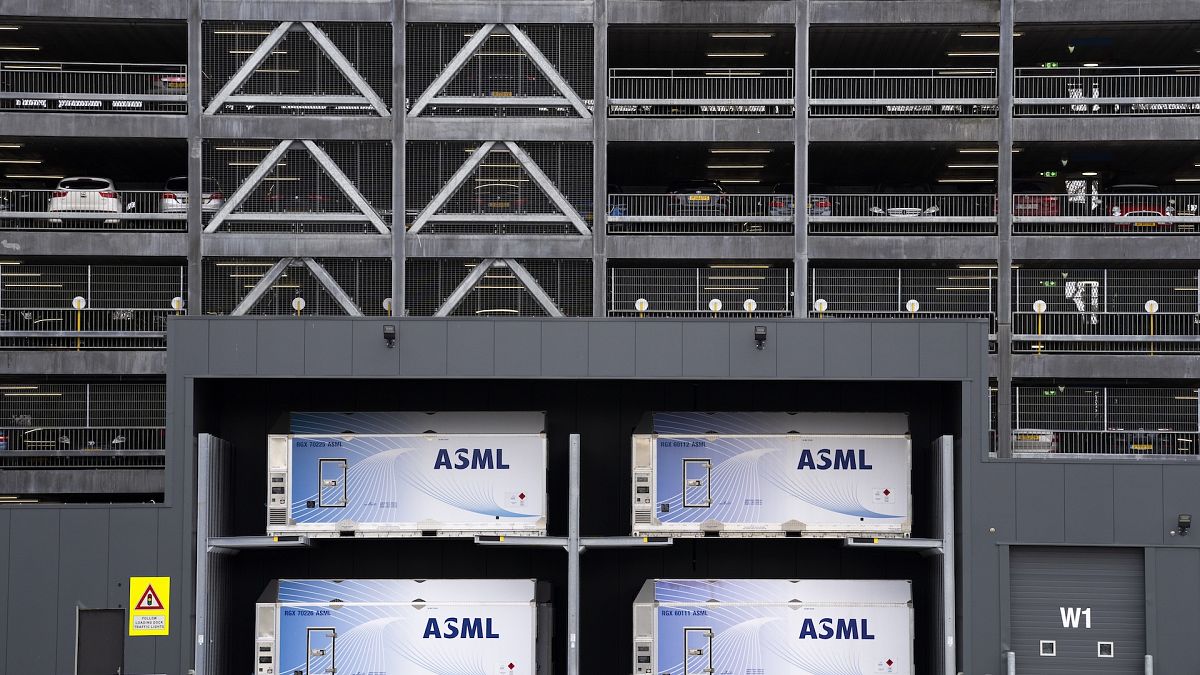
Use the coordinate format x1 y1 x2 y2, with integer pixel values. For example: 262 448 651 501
135 584 165 610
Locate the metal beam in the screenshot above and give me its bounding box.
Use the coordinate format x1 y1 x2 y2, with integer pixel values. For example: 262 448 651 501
422 213 572 223
204 140 294 233
230 258 292 316
433 258 496 317
221 94 373 106
301 21 391 118
220 212 381 223
504 23 592 119
301 257 364 316
408 23 499 117
504 141 591 235
504 258 565 317
204 21 294 115
423 96 578 107
301 139 390 234
409 141 496 233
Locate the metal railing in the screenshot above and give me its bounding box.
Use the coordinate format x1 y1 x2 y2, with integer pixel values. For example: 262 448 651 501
0 308 171 350
809 67 998 117
1013 192 1200 234
608 68 794 117
1 426 165 455
0 61 187 114
1012 311 1200 353
0 189 188 231
1015 66 1200 116
809 193 996 234
606 193 793 234
608 265 791 317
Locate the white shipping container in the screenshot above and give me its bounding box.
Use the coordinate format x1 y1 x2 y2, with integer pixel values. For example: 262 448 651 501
631 412 912 537
632 578 914 675
267 411 547 537
255 578 552 675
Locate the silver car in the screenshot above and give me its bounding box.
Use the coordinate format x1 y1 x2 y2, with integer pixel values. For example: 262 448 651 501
160 177 224 214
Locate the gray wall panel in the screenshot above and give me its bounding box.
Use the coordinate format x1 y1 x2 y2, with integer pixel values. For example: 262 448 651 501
870 322 919 379
208 321 257 375
1162 465 1200 544
0 511 7 675
1114 465 1164 545
919 323 969 379
634 322 683 377
255 320 305 376
1015 463 1065 542
168 319 209 376
107 509 161 673
398 321 448 375
352 320 401 376
823 323 872 378
304 321 354 376
446 321 495 376
588 322 635 376
728 322 777 378
7 510 61 675
682 322 730 377
56 510 111 673
776 322 824 377
541 322 589 376
1063 464 1115 544
494 322 542 377
1153 548 1200 674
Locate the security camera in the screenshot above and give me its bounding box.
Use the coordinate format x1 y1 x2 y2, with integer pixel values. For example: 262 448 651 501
383 324 396 349
754 325 767 350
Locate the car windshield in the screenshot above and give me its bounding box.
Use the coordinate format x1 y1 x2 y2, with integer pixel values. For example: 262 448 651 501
1109 184 1159 194
165 178 188 191
60 178 111 190
670 181 723 193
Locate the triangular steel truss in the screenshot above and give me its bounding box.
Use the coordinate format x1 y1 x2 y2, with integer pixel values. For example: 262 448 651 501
205 21 390 117
408 140 590 235
204 140 389 234
434 258 565 317
231 257 364 316
408 23 591 118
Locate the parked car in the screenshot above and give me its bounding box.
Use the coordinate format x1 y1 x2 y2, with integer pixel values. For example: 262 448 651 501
263 178 336 212
766 183 833 217
1011 180 1061 217
1108 184 1174 230
48 177 133 224
160 177 224 214
868 183 940 217
474 183 528 213
606 183 628 217
667 179 727 215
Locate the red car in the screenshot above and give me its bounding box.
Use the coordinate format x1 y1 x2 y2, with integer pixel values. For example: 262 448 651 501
1108 184 1175 230
1010 180 1060 217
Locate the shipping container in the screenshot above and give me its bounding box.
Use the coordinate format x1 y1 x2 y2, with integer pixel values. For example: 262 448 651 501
631 412 911 537
632 579 914 675
267 411 547 537
255 578 552 675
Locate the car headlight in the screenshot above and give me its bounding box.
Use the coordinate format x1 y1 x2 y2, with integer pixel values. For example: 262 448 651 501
1167 206 1176 216
869 206 884 215
1112 207 1122 216
923 205 941 215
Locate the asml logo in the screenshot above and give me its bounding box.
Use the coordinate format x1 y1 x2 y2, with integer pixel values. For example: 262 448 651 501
422 617 501 639
798 618 876 640
796 448 873 470
434 448 510 470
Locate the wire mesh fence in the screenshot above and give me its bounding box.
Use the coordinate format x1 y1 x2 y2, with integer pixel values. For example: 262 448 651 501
608 68 794 117
809 266 998 332
406 23 593 118
809 68 998 117
606 193 794 234
1012 190 1200 234
0 188 188 232
608 264 791 317
0 61 187 114
203 21 392 115
808 193 997 234
1012 267 1200 353
203 140 391 233
1014 66 1200 116
406 141 591 234
0 381 165 459
0 263 183 350
202 257 390 316
1012 385 1199 456
405 258 592 317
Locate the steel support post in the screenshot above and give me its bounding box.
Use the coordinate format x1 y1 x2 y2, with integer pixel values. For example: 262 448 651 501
794 1 810 316
593 0 609 315
996 0 1016 458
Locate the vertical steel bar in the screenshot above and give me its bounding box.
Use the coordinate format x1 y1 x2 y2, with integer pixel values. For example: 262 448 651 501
593 4 609 316
567 433 581 675
392 2 406 312
996 0 1015 458
794 0 809 316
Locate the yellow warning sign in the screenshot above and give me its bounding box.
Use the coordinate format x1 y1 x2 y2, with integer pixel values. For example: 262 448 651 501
129 576 169 636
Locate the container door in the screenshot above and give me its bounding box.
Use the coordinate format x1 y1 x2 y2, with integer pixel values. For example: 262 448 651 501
306 627 336 675
318 459 347 508
682 459 712 508
683 627 714 675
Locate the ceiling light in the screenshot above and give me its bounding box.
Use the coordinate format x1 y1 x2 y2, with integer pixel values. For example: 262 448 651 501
0 46 39 51
706 52 766 58
709 264 770 269
227 162 286 167
1083 62 1100 67
0 261 20 265
4 283 62 288
475 309 519 314
1081 171 1098 177
0 386 37 390
710 32 774 39
257 68 300 74
3 64 59 70
4 174 62 179
0 159 39 164
1176 178 1200 182
0 26 20 30
959 148 1022 153
707 164 765 169
719 179 762 184
0 144 22 149
262 176 300 181
3 391 61 396
946 163 998 169
947 51 999 57
0 273 40 277
938 178 995 183
474 177 530 182
959 31 1024 38
229 49 287 55
709 148 772 154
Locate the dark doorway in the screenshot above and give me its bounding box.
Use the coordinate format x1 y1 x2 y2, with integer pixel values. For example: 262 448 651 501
76 608 124 675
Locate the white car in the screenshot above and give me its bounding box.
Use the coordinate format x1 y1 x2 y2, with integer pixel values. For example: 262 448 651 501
160 176 224 214
48 177 132 224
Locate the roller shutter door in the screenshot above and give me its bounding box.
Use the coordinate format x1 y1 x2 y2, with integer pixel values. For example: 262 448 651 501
1010 546 1144 674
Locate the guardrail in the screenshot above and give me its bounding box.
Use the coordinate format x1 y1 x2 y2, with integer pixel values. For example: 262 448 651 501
0 308 171 350
809 68 997 117
0 61 187 114
1013 192 1200 233
0 189 188 231
608 266 792 316
606 193 793 234
1014 66 1200 116
1012 311 1200 353
0 426 165 455
1012 430 1199 456
608 68 794 117
809 193 996 234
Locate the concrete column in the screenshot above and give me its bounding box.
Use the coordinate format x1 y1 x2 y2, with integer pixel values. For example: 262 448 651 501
186 0 202 315
592 1 609 316
794 0 809 317
995 0 1015 457
392 1 406 314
